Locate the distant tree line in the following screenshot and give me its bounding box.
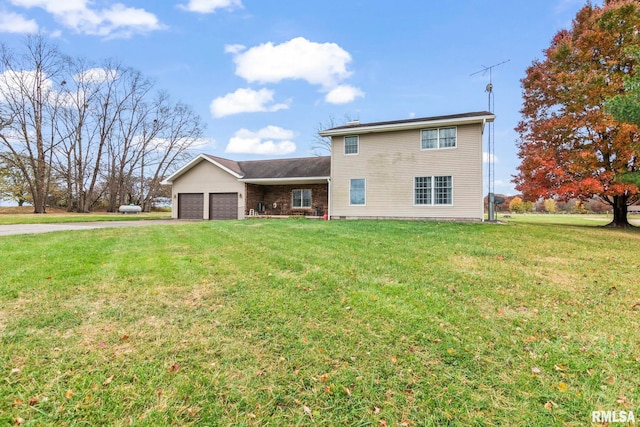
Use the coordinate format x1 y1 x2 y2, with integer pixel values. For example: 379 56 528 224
0 35 204 213
488 195 614 215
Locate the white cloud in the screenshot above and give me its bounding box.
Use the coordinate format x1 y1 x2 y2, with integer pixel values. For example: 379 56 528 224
225 126 296 155
0 69 53 103
0 11 38 33
483 152 499 163
8 0 163 38
179 0 242 14
74 67 118 84
210 87 289 118
325 85 365 104
230 37 353 88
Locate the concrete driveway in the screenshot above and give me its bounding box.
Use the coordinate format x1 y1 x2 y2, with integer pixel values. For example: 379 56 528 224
0 219 180 236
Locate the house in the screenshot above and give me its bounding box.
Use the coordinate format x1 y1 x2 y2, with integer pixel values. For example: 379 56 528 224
162 155 330 220
163 111 495 221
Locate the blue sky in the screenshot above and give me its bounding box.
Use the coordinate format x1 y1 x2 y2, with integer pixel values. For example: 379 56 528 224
0 0 602 196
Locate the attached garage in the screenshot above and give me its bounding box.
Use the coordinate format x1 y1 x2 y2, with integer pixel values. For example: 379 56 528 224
178 193 203 219
209 193 238 220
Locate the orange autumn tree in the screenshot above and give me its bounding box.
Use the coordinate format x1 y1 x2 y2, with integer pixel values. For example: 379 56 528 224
514 0 640 227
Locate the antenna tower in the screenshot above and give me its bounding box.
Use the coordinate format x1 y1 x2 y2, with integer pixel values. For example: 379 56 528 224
470 59 509 221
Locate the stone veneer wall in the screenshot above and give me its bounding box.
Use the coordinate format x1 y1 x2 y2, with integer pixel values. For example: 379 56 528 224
245 183 328 216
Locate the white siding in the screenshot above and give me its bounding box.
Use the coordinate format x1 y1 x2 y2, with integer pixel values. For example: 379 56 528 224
330 124 484 220
171 160 244 219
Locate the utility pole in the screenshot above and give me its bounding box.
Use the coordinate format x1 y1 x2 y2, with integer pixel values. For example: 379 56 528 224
471 59 509 222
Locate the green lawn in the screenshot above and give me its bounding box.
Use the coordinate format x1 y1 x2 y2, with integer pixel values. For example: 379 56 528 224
1 219 638 426
0 211 170 225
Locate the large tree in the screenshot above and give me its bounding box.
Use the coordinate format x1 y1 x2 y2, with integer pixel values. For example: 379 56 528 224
514 0 640 227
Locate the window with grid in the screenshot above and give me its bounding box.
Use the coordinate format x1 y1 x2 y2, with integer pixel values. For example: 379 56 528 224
350 178 365 205
434 176 452 204
421 127 456 149
415 176 452 205
292 189 312 208
344 136 359 154
414 176 432 205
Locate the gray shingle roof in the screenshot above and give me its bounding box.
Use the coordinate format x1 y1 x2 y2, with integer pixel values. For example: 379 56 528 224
323 111 494 132
204 154 330 179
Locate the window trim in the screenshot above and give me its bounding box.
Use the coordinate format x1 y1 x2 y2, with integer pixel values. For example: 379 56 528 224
349 178 366 206
344 135 359 155
420 127 457 150
414 175 453 206
291 189 312 209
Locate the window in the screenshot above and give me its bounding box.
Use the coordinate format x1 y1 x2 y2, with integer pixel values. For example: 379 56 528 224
344 136 359 154
292 189 312 208
415 176 452 205
414 176 432 205
421 127 457 149
350 178 366 205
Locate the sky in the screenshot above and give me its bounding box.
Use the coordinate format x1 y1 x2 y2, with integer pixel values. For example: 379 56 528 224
0 0 604 197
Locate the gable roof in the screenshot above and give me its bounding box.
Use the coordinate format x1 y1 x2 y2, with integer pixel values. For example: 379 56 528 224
318 111 495 136
162 154 330 185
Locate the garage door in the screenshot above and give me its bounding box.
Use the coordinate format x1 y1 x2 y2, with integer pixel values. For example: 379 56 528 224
178 193 203 219
209 193 238 220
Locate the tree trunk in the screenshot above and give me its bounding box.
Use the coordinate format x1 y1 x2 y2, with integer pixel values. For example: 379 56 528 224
606 194 633 228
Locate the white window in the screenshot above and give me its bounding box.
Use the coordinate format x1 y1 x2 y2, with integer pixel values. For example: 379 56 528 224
421 127 457 150
350 178 366 205
415 176 452 205
292 189 312 208
344 136 359 155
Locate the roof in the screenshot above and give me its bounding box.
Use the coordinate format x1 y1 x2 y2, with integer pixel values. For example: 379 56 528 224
318 111 495 136
162 154 330 185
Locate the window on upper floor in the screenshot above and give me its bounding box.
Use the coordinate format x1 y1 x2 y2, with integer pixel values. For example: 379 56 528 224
292 189 312 208
415 176 452 205
344 136 359 155
350 178 366 205
421 127 457 150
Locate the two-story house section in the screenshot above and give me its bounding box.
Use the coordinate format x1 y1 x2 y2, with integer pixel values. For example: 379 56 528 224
319 111 495 221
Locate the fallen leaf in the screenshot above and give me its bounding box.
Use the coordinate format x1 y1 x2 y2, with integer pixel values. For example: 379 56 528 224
557 382 568 392
10 368 21 375
65 389 75 399
303 405 313 419
168 363 180 372
379 421 388 427
544 401 555 411
390 356 398 363
120 334 130 341
14 418 25 425
343 386 352 396
604 375 615 385
103 375 114 386
374 406 381 414
13 398 23 407
554 364 568 371
318 373 328 382
28 396 39 406
324 386 332 394
531 367 541 374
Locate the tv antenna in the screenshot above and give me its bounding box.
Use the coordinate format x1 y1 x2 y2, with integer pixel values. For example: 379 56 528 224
470 59 509 222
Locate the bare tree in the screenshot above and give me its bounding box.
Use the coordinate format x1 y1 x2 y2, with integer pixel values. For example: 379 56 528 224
311 114 355 155
0 35 65 213
136 92 203 212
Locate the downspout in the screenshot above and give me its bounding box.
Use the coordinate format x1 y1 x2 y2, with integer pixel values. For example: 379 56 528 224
327 177 331 221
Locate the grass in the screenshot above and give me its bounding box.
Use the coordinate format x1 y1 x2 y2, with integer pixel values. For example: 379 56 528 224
0 207 170 225
1 218 638 426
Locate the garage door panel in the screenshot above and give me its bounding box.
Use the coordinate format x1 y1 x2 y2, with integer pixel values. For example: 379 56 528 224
209 193 238 220
178 193 203 219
